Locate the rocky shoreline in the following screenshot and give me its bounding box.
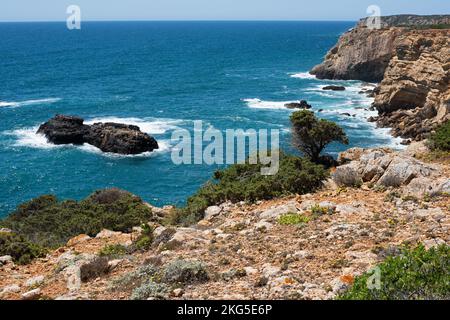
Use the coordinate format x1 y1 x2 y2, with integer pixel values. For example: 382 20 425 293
310 14 450 143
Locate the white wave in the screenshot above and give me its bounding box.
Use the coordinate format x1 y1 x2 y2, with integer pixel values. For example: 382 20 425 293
0 98 61 108
84 117 183 135
3 117 178 156
243 98 299 110
78 139 172 158
4 127 64 149
290 72 317 80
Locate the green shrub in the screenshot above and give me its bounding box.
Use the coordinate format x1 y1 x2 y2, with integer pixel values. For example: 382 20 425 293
99 244 128 257
0 188 153 248
428 121 450 151
290 110 348 163
131 281 169 300
278 213 311 225
167 153 328 225
131 224 154 252
0 231 46 265
109 264 159 292
339 245 450 300
310 205 329 215
162 259 209 284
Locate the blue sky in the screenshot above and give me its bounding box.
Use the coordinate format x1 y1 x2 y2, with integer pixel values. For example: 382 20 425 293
0 0 449 21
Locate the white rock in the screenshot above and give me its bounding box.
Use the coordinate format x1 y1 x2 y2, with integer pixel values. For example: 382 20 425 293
299 200 317 211
96 229 122 239
215 233 233 240
1 284 21 295
172 288 184 297
25 275 45 288
243 266 258 275
423 238 446 250
262 264 281 278
254 220 273 231
204 206 222 220
108 259 123 271
0 255 13 265
330 277 350 294
259 200 298 219
318 201 337 213
21 288 41 300
293 250 311 259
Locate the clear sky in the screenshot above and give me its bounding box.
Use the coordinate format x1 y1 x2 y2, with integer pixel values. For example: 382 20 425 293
0 0 449 22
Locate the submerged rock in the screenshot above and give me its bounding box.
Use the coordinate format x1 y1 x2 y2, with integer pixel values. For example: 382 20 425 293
284 100 312 109
322 85 346 91
37 115 159 155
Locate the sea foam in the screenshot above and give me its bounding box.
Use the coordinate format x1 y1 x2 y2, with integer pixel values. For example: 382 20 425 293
289 72 317 80
0 98 61 108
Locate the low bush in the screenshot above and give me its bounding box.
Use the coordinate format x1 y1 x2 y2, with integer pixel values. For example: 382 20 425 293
130 281 170 300
99 244 128 257
0 231 46 265
162 259 209 284
428 121 450 151
278 213 311 225
0 188 153 248
167 153 328 225
131 224 154 252
339 244 450 300
109 264 159 292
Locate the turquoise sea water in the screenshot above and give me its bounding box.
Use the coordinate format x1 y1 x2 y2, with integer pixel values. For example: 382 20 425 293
0 21 402 217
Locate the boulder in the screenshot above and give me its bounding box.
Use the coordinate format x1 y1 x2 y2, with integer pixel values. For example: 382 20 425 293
0 255 13 265
259 200 298 220
57 252 109 291
21 289 42 300
37 115 159 155
331 164 362 187
284 100 312 109
322 85 346 91
376 156 434 187
337 148 366 164
204 206 222 220
25 275 45 288
84 122 158 154
37 115 88 145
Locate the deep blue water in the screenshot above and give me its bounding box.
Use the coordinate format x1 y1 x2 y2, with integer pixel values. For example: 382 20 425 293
0 21 402 217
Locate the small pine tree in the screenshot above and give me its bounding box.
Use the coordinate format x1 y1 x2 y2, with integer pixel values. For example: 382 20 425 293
290 110 349 163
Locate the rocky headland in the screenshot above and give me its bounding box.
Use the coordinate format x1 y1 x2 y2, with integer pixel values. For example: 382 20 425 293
37 115 159 155
311 14 450 142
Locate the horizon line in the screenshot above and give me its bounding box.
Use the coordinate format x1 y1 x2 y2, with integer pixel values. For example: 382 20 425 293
0 19 359 23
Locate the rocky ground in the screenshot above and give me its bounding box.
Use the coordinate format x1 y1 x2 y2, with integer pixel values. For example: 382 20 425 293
1 143 448 300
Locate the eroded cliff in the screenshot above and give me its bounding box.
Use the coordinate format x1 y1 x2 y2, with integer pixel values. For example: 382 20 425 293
310 15 450 141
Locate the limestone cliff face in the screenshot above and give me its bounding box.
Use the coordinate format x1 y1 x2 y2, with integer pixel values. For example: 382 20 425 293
310 15 450 141
310 27 404 82
373 29 449 140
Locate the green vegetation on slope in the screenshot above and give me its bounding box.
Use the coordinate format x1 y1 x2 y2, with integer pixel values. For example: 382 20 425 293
339 245 450 300
167 153 328 225
0 231 46 265
428 121 450 152
0 188 153 248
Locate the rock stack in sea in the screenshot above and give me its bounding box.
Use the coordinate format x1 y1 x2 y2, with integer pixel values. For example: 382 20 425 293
37 115 159 155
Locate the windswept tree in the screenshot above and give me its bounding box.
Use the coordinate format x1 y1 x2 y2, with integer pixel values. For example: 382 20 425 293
290 110 348 163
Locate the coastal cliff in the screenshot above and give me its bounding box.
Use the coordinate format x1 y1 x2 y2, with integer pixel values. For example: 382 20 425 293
311 15 450 141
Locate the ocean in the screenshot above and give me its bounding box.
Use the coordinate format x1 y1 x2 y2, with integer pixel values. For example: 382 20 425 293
0 21 403 217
